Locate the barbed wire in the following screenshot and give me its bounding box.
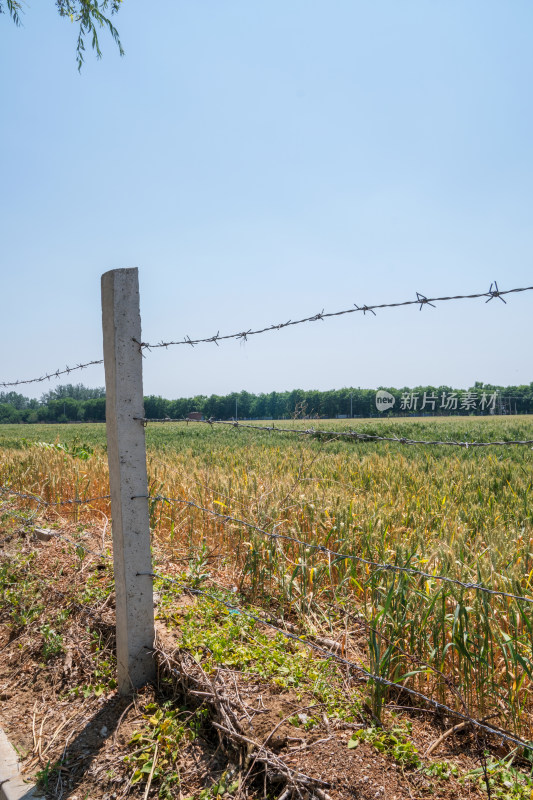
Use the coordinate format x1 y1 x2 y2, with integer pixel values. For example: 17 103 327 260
0 359 104 389
4 483 532 602
2 283 532 388
137 417 533 448
144 493 533 605
136 282 533 350
141 569 533 754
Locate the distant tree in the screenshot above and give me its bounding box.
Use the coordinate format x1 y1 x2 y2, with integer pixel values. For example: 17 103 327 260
1 382 532 424
1 0 124 70
83 397 106 421
40 384 105 403
144 395 169 419
204 395 225 419
0 403 20 423
238 391 253 419
250 393 268 419
47 397 82 422
168 397 190 419
0 391 31 410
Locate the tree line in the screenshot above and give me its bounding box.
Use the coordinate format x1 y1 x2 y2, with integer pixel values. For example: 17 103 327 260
0 382 532 424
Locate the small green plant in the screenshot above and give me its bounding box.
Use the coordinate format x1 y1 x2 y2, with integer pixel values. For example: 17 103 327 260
288 712 318 731
40 622 64 661
423 760 459 780
187 542 212 588
165 591 351 717
77 566 114 605
125 702 207 799
36 760 62 791
463 755 533 799
34 439 94 460
68 626 117 697
197 770 240 798
0 551 44 630
348 723 421 769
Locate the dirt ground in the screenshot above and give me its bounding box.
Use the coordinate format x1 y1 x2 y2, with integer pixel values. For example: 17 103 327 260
0 517 522 800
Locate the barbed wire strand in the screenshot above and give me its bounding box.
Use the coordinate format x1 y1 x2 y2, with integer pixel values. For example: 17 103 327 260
4 483 532 603
137 283 533 350
0 359 104 389
2 283 532 387
137 417 533 448
7 516 531 762
143 493 533 605
140 569 533 755
6 492 528 753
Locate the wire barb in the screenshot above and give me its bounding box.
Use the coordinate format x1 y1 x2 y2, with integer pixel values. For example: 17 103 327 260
416 292 436 310
486 281 507 304
354 303 377 316
4 482 533 756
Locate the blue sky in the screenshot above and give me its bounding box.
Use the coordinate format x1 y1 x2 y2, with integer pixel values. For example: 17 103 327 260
1 1 532 400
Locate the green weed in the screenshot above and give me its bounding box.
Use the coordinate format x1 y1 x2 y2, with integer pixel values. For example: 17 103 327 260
125 702 208 799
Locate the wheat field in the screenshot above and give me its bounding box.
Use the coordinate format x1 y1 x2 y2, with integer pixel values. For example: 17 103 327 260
1 415 532 736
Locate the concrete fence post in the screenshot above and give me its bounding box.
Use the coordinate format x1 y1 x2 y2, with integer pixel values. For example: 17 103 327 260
101 268 155 694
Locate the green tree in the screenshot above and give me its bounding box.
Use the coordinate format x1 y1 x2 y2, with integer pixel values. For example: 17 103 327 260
144 395 170 419
41 383 105 403
48 397 82 422
0 403 20 423
82 397 106 421
1 0 124 70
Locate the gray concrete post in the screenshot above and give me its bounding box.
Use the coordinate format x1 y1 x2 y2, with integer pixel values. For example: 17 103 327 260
101 268 155 693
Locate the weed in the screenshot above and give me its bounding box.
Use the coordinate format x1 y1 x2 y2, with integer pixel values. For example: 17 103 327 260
40 621 65 661
348 722 421 768
125 702 208 799
463 755 533 799
160 590 358 720
36 760 63 791
196 770 240 798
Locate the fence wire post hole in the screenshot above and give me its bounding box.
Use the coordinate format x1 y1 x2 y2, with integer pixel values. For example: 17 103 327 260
101 267 155 693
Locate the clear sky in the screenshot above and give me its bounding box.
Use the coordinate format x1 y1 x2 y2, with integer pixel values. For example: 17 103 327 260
1 1 532 400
